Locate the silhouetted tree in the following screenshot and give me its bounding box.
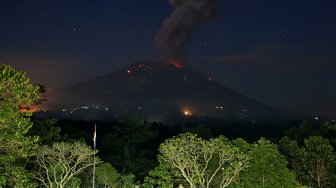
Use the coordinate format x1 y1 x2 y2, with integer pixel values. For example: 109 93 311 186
100 115 158 180
28 118 67 145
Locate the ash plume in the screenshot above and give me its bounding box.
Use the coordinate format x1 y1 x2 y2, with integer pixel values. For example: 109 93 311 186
156 0 219 64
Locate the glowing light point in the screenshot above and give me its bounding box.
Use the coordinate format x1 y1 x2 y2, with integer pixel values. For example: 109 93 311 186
127 69 131 74
183 110 192 116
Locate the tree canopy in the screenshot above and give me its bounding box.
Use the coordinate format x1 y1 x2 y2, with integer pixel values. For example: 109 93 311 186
35 142 99 188
0 64 39 187
159 133 249 188
232 138 299 188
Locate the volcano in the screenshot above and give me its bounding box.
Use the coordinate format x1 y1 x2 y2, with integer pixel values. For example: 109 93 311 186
45 61 296 121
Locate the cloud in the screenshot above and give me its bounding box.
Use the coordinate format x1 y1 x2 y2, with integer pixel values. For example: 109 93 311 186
156 0 219 64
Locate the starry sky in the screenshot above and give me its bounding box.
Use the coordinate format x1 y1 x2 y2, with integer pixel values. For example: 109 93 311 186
1 0 336 118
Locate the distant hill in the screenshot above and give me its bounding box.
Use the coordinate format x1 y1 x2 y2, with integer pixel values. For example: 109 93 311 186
45 61 298 121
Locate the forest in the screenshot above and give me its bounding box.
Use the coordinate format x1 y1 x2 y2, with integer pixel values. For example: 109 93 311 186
1 64 336 188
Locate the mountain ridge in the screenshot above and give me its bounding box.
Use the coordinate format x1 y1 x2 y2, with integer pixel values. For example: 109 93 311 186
45 61 298 121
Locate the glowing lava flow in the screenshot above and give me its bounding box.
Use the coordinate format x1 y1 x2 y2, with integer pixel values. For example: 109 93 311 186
169 59 183 69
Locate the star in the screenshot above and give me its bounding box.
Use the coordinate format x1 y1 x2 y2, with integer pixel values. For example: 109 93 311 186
72 25 78 31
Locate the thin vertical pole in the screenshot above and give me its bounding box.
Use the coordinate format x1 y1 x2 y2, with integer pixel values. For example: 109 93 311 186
93 124 96 188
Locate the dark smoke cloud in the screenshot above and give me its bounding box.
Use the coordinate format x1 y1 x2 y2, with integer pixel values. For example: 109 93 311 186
156 0 219 64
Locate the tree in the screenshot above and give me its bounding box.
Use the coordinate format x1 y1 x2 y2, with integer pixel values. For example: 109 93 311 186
143 155 185 188
159 133 249 188
301 136 335 188
279 136 307 185
279 136 336 187
100 115 158 180
95 162 121 188
35 142 99 188
120 174 137 188
232 138 299 188
314 122 336 148
28 118 67 145
0 64 39 187
114 115 158 158
284 121 314 143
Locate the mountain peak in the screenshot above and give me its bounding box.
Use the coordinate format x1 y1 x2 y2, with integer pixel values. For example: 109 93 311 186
126 60 189 72
46 60 296 121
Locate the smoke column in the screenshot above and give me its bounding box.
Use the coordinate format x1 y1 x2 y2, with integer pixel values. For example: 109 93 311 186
156 0 219 65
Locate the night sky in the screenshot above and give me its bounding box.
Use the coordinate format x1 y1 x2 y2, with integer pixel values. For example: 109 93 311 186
1 0 335 118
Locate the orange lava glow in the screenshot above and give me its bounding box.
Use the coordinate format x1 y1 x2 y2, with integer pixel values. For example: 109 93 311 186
19 105 42 113
183 110 192 116
169 59 183 69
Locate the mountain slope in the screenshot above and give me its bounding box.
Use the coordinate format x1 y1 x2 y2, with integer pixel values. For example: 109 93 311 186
46 61 296 120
